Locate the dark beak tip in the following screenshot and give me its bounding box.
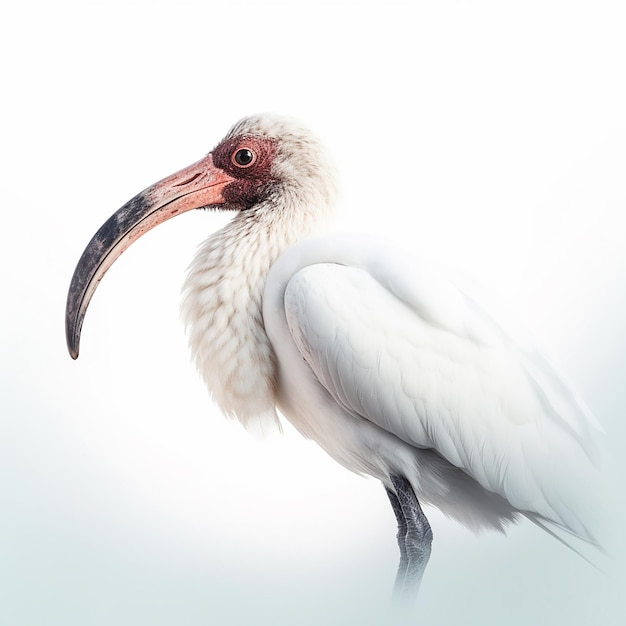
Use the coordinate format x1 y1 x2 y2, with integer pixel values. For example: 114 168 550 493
66 331 80 359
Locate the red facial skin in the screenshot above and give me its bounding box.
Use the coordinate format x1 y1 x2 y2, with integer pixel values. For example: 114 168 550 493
212 135 278 209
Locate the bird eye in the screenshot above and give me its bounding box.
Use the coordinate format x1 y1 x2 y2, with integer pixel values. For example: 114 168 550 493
232 148 256 168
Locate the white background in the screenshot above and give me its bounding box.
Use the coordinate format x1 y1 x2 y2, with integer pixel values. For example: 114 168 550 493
1 1 625 624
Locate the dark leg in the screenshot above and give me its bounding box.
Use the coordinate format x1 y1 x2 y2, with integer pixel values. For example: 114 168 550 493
386 475 433 600
385 486 409 591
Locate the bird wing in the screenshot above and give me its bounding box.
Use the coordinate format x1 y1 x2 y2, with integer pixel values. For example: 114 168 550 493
275 237 603 540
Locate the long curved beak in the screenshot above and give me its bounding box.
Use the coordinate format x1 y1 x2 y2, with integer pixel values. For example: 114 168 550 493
66 153 235 359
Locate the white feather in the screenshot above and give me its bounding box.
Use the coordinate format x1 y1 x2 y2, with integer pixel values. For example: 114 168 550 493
179 114 603 543
264 235 603 539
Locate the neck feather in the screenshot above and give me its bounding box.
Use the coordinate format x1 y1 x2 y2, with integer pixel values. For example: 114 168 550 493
181 196 334 430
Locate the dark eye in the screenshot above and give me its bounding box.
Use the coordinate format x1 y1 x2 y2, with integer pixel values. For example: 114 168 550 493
232 147 256 168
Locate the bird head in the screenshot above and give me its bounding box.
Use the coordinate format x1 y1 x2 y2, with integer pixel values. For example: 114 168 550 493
216 114 338 211
65 114 338 360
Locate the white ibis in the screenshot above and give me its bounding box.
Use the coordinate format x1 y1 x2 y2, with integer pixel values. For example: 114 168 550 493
66 114 603 598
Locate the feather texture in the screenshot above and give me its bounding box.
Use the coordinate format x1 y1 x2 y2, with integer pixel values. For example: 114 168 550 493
264 235 603 539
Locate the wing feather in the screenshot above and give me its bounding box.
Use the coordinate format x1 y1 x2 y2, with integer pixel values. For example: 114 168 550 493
283 260 602 540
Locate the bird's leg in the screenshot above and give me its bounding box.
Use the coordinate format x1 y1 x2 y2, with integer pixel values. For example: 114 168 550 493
385 486 409 592
387 475 433 600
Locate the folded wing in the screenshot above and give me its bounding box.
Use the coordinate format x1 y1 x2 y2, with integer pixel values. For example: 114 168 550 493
282 252 602 541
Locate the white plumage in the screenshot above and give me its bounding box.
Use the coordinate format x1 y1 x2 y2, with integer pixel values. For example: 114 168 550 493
67 113 604 598
264 237 602 538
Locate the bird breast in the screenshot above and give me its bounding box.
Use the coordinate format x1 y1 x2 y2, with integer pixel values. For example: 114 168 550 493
180 197 334 432
181 214 282 431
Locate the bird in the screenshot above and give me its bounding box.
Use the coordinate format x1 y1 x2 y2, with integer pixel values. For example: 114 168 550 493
65 113 604 599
